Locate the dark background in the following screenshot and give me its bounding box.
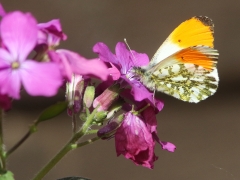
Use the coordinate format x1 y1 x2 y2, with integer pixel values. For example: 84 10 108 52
1 0 240 180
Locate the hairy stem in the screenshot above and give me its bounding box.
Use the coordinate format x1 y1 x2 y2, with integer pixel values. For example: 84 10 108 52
32 108 98 180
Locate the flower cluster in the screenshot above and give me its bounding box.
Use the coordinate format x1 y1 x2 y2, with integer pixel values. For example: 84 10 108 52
0 3 175 169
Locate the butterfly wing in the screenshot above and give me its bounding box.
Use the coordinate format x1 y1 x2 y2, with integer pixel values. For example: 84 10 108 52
146 16 214 69
137 46 219 103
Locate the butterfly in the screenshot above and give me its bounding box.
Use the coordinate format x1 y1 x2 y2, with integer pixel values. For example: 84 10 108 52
133 16 219 103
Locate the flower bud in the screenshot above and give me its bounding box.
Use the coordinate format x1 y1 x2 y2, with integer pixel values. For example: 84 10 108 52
79 112 87 121
83 86 95 108
97 114 124 139
66 74 84 116
94 111 108 123
106 99 124 119
93 84 120 111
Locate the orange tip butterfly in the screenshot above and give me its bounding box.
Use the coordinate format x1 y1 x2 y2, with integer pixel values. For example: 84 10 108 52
133 16 219 103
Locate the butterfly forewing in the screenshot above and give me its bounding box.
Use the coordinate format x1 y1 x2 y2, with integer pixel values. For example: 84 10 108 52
146 16 214 69
136 46 219 103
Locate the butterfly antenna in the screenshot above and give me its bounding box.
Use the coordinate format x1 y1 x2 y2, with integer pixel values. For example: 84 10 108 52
124 38 138 66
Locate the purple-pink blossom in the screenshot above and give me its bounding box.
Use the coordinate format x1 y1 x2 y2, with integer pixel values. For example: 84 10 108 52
115 107 176 169
0 11 62 99
93 42 158 102
37 19 67 48
115 111 158 169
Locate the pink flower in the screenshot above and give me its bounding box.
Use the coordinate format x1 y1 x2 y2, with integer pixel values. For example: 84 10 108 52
93 42 155 102
141 107 176 152
0 11 62 99
36 20 112 81
93 84 120 111
115 111 158 169
48 50 110 81
115 107 176 169
37 19 67 48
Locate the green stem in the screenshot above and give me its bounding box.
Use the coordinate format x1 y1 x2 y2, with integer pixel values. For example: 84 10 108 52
32 141 73 180
32 108 98 180
0 109 6 172
6 123 37 158
86 130 98 135
76 136 100 148
6 130 31 158
72 113 77 134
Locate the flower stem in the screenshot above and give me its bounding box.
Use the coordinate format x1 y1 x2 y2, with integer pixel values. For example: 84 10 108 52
32 141 73 180
6 130 31 158
0 109 6 173
72 113 77 134
32 108 98 180
76 136 100 148
6 123 38 157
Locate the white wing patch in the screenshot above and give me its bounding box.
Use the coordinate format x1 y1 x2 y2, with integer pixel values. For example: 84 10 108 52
140 63 218 103
133 46 219 103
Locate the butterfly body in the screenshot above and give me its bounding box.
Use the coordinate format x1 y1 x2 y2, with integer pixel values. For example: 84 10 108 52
133 16 219 103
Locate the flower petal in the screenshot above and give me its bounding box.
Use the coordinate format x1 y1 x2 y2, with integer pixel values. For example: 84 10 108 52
141 107 158 133
0 48 12 66
115 42 133 74
109 63 121 80
152 132 176 152
93 42 118 65
20 60 62 97
115 112 158 169
57 49 110 81
115 42 150 71
132 51 149 67
0 11 37 61
0 68 21 99
48 50 72 80
37 19 67 46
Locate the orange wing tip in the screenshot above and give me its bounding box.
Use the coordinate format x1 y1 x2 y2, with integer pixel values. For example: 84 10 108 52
174 46 218 70
170 16 214 48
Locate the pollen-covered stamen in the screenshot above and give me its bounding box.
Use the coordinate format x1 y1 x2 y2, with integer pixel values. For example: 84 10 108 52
11 61 20 69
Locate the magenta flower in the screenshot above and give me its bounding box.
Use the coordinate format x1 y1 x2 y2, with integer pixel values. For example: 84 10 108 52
115 111 158 169
115 107 176 169
37 19 67 48
0 11 62 99
93 42 156 102
36 19 112 81
48 49 111 81
141 107 176 152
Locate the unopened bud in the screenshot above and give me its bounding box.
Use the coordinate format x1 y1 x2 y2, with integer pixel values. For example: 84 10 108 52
93 84 120 111
83 86 95 108
106 99 124 119
66 74 84 116
94 111 108 123
97 114 124 139
79 112 87 121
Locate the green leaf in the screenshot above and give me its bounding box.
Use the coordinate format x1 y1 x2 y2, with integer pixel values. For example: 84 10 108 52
0 171 14 180
37 101 68 123
57 177 91 180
